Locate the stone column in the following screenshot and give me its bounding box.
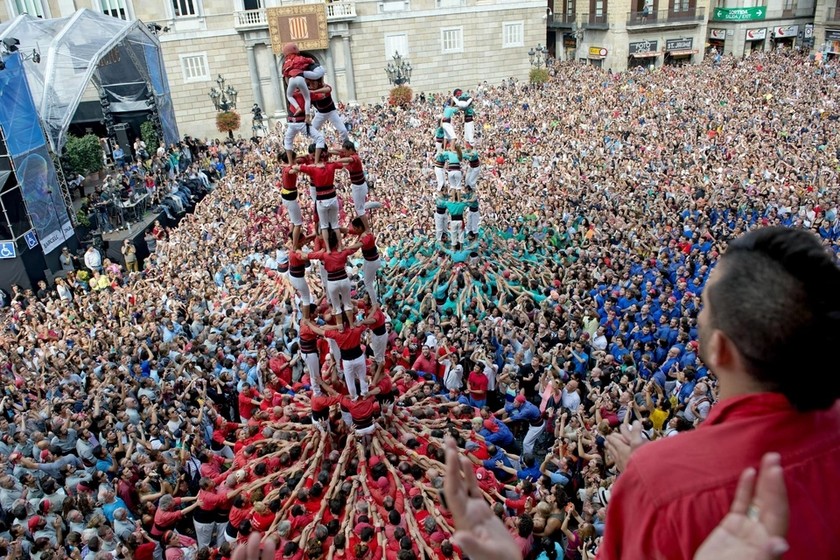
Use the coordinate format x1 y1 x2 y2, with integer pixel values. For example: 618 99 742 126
246 45 265 110
268 51 285 117
324 46 338 96
341 35 357 103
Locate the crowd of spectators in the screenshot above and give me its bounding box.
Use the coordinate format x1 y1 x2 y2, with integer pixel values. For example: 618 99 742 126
1 48 839 560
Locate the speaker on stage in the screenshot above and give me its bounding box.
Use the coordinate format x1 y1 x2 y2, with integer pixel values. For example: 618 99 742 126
114 123 131 155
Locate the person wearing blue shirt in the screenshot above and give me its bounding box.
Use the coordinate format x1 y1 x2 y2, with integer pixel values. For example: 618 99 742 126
94 447 115 477
516 453 542 484
658 345 681 370
535 538 565 560
677 369 697 405
495 453 542 483
652 367 668 390
503 395 545 455
608 339 628 364
504 396 541 423
446 388 472 407
480 417 515 451
653 340 669 364
101 487 130 524
569 342 589 376
632 325 654 346
680 343 699 370
540 453 571 487
478 444 514 482
112 145 125 167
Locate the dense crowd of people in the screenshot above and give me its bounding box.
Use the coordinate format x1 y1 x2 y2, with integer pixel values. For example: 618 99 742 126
1 47 839 560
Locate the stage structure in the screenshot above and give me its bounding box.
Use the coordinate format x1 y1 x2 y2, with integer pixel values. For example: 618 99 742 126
0 9 179 155
0 9 178 292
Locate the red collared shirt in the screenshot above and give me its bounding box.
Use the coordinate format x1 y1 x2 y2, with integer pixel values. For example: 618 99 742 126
598 392 840 560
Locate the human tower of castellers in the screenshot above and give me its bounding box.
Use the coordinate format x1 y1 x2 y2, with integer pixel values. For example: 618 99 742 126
163 43 489 559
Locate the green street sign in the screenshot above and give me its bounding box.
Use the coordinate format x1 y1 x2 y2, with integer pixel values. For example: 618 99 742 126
713 6 766 21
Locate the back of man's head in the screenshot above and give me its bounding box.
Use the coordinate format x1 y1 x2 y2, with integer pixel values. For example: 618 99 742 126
704 227 840 411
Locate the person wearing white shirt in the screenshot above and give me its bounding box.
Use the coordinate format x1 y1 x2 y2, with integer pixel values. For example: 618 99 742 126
561 380 582 411
55 278 73 302
683 382 712 423
83 246 102 273
483 362 498 393
0 476 23 512
592 326 608 352
443 363 463 392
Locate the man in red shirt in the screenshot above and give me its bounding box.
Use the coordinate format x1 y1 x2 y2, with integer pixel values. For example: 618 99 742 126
283 89 325 167
334 141 370 229
237 383 260 423
360 301 388 380
388 339 411 370
307 231 359 314
306 316 370 400
268 349 293 390
282 43 324 111
340 391 381 439
349 218 382 305
600 227 840 559
467 364 489 408
277 151 304 247
311 380 343 430
309 79 349 143
292 156 345 250
412 345 438 379
299 304 323 395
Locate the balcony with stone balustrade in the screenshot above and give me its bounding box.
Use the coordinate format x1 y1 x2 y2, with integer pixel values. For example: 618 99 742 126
233 0 357 30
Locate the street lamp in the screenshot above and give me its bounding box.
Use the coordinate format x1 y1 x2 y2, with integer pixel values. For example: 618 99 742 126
385 52 412 86
209 74 239 112
528 44 550 68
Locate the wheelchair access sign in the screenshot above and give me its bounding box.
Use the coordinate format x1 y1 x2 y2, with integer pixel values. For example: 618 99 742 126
0 241 15 259
23 230 38 249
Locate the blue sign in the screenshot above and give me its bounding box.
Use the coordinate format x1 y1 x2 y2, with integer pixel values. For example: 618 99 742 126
24 230 38 249
0 241 16 259
0 53 72 254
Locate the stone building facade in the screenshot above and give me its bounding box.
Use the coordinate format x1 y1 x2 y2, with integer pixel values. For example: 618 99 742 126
1 0 545 140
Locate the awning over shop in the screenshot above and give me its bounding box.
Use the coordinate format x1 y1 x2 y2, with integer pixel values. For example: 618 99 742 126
668 49 698 56
631 52 661 58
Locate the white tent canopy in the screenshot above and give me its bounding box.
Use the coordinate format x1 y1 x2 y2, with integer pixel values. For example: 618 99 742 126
0 9 178 153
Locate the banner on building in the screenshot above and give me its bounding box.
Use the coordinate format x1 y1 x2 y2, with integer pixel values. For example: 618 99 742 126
0 53 72 255
826 29 840 41
745 28 767 41
709 29 727 40
268 4 329 54
774 25 798 38
713 7 766 21
629 40 659 56
666 38 694 51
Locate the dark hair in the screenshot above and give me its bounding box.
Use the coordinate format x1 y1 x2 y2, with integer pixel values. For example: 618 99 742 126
706 227 840 411
399 536 412 551
360 526 375 542
541 537 558 560
342 139 356 152
517 514 534 538
327 228 339 250
334 534 346 550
